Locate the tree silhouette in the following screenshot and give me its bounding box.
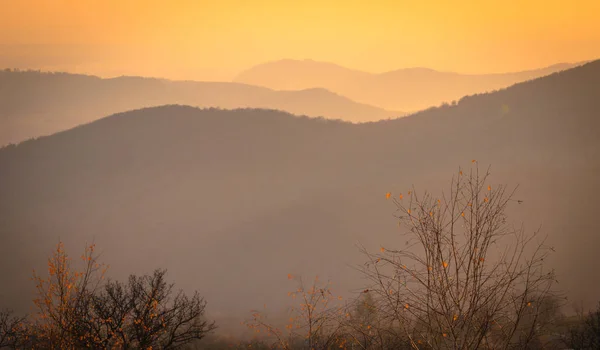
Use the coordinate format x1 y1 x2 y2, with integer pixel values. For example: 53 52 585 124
0 309 26 348
21 242 215 349
361 165 558 349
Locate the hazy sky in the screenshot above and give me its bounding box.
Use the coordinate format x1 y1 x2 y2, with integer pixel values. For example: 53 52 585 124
1 0 599 81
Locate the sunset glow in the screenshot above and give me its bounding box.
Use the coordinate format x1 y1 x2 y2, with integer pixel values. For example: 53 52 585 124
1 0 598 80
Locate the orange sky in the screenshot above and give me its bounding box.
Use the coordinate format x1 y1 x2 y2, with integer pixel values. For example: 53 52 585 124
1 0 599 81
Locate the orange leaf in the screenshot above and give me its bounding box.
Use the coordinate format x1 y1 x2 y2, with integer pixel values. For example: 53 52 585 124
287 273 293 280
385 192 391 199
380 247 385 253
399 193 403 199
442 261 448 268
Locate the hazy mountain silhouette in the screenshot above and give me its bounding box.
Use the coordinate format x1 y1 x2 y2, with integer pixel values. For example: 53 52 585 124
0 61 598 329
234 58 586 111
0 69 399 145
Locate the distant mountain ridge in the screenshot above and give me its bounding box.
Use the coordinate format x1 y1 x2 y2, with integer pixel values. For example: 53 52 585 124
0 60 599 325
0 69 399 145
234 59 588 111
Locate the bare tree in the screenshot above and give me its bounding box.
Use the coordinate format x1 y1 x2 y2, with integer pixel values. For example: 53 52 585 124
339 291 413 349
89 269 217 349
342 292 380 349
25 242 215 349
28 242 107 348
246 276 346 349
561 302 600 349
0 309 26 349
361 165 558 349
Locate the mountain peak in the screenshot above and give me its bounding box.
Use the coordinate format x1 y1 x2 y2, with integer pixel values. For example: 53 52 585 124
234 59 587 111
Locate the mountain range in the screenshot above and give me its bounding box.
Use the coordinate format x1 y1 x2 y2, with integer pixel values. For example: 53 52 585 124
0 70 399 145
234 59 585 111
0 60 598 327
